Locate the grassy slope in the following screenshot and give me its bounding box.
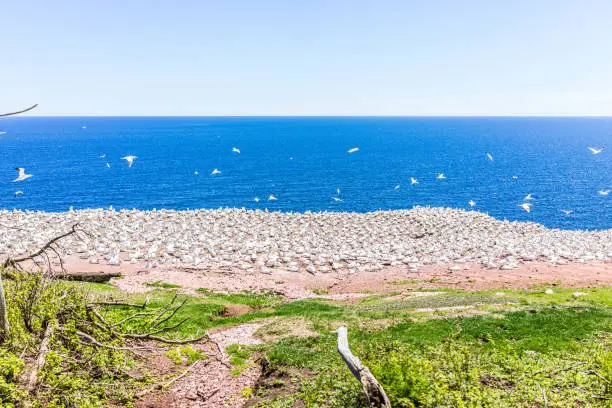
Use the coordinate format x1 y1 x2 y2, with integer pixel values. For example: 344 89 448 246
81 283 612 407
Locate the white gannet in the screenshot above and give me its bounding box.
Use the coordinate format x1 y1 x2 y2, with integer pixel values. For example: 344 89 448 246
561 209 573 215
410 177 418 185
347 147 359 153
0 131 6 135
254 197 260 202
100 154 106 158
331 196 343 202
232 147 241 154
437 173 446 179
394 185 400 190
268 194 277 201
13 168 33 182
588 147 604 155
194 171 199 175
468 200 476 208
519 202 533 213
121 155 138 167
14 191 23 198
81 125 87 129
486 153 493 161
524 193 534 201
336 188 340 196
512 175 518 180
211 168 221 175
106 162 111 168
599 189 611 196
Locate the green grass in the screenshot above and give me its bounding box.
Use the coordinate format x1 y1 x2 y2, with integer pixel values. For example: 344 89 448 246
196 288 284 309
145 280 182 289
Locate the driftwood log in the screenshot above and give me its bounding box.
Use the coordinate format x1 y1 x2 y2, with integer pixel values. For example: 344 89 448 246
337 326 391 407
55 271 122 283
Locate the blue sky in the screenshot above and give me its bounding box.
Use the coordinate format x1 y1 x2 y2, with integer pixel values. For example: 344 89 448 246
2 1 612 115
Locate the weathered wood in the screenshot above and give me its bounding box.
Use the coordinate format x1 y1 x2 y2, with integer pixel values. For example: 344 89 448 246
26 320 54 390
337 326 391 407
55 271 121 283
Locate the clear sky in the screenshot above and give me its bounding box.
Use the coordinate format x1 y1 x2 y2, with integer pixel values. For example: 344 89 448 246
2 0 612 116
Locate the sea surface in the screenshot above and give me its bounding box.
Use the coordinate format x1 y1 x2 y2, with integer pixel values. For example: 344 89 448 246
0 117 610 230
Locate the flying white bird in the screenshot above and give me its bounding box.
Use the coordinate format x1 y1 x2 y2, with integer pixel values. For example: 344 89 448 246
599 190 611 196
468 200 476 208
519 202 532 213
347 147 359 153
254 197 260 202
121 155 138 167
437 173 446 179
486 153 493 161
394 185 400 190
210 168 221 175
512 175 518 180
13 168 32 182
194 171 199 175
336 188 340 196
588 147 604 155
524 193 534 201
14 191 23 198
268 194 277 201
0 131 6 135
100 154 106 158
561 209 573 215
289 157 294 160
410 177 418 185
331 196 343 202
232 147 241 154
106 162 111 168
81 125 87 129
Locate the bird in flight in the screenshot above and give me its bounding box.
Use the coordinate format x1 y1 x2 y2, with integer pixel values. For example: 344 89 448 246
561 210 573 215
347 147 359 153
106 162 111 168
0 131 6 135
232 147 241 154
410 177 418 185
268 194 277 201
254 197 260 202
588 147 604 155
486 153 493 161
122 155 138 167
524 193 534 201
336 188 340 196
13 168 33 182
194 171 199 175
468 200 476 208
99 154 106 158
599 190 611 196
14 191 23 198
437 173 446 179
519 202 533 213
210 168 221 175
331 196 343 202
394 185 400 190
512 175 518 180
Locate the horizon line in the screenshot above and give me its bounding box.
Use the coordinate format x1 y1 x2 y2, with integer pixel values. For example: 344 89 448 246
21 113 612 118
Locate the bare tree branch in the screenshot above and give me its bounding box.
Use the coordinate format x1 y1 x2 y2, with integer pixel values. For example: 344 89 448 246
0 104 38 117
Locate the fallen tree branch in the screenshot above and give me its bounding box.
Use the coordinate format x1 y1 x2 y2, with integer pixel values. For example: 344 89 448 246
136 359 208 398
337 326 391 408
91 298 149 309
26 320 55 391
126 332 209 345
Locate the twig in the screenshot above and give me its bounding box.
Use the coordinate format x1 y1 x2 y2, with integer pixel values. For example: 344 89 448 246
124 318 190 339
582 370 611 384
0 104 38 117
153 298 187 327
111 311 156 328
126 332 209 345
91 299 149 309
536 382 548 408
135 360 207 398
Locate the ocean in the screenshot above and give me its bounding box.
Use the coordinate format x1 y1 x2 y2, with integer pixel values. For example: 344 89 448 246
0 117 609 230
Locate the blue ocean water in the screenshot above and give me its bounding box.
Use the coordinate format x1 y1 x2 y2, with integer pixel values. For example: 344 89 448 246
0 117 610 230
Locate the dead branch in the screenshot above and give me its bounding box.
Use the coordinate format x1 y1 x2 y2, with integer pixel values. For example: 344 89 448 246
111 311 156 328
0 104 38 117
153 298 187 327
337 326 391 408
26 320 55 391
127 332 209 345
149 293 179 324
3 223 85 271
91 298 149 309
136 359 208 398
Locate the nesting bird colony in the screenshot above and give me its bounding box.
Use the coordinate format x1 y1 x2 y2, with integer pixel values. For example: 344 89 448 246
0 206 610 274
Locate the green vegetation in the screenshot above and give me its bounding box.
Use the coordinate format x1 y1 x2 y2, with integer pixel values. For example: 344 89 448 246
0 268 610 407
145 280 182 289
